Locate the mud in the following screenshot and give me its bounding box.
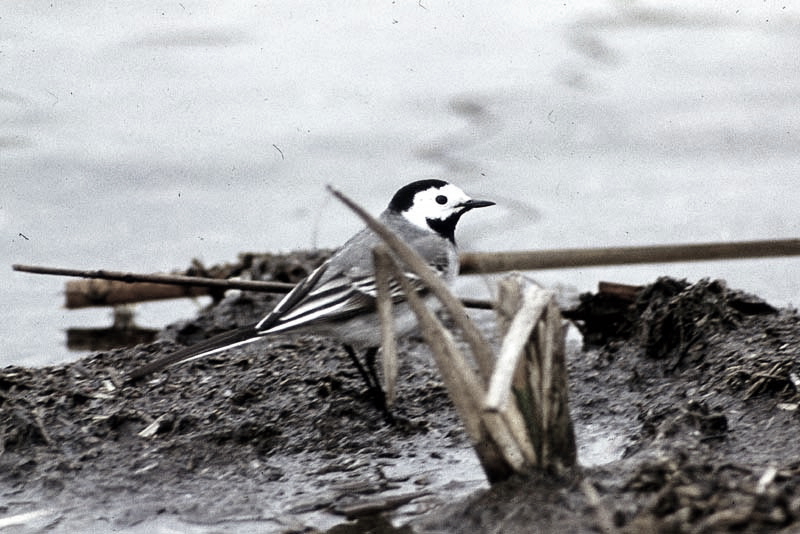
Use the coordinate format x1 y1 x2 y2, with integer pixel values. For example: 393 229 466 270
2 253 799 533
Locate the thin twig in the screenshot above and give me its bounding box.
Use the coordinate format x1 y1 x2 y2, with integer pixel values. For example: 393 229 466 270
459 238 800 274
12 264 294 292
12 263 493 309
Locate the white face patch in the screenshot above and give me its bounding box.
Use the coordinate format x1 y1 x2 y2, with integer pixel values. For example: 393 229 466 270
401 183 473 232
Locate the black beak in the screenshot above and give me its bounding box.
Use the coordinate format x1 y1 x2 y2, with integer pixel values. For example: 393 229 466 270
460 199 495 210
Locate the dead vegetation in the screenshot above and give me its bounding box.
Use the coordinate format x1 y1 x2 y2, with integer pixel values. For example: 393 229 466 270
1 252 799 532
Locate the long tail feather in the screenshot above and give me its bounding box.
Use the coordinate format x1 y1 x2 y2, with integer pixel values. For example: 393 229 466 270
126 325 261 381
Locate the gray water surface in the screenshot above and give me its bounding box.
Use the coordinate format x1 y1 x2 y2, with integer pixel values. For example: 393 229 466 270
3 2 799 367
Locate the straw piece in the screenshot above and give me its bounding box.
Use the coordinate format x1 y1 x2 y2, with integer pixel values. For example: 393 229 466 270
377 231 521 481
373 247 399 407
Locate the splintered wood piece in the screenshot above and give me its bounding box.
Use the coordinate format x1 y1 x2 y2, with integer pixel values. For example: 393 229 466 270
495 274 577 472
598 281 643 301
485 286 552 412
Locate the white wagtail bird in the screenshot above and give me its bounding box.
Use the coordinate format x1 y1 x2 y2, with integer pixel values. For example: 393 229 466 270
128 180 494 407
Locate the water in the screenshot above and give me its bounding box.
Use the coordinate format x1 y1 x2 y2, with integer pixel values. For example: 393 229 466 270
3 2 799 368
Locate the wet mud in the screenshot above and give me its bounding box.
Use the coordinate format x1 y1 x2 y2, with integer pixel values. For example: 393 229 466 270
2 253 799 533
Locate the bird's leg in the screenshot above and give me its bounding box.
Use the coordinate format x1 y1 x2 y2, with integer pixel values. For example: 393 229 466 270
362 346 382 396
342 343 376 390
342 344 388 414
362 346 389 415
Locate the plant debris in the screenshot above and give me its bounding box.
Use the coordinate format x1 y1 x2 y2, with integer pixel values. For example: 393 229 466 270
1 253 799 532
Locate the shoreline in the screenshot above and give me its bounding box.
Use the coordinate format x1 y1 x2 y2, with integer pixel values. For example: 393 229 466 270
2 252 799 532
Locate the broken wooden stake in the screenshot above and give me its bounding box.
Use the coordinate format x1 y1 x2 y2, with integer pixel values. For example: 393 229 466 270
494 274 577 472
485 285 552 412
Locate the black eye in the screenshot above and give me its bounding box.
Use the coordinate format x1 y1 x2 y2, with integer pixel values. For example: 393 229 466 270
435 195 448 205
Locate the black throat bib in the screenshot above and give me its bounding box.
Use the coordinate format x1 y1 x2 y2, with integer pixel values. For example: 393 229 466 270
426 211 463 244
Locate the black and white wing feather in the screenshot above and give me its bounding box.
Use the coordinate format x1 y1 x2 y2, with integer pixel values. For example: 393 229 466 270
126 259 426 381
256 262 424 335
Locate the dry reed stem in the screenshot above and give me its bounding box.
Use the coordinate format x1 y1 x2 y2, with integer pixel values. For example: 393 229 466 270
13 263 492 310
375 237 528 480
459 238 800 274
378 251 483 440
372 248 398 407
326 186 495 381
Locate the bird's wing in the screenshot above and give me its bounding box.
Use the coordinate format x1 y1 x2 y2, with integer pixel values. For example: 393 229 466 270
257 268 426 335
255 259 330 330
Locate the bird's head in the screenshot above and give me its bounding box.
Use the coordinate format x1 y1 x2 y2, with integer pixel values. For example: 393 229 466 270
388 179 494 242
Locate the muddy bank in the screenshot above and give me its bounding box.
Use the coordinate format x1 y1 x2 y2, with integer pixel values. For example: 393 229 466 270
1 253 799 533
422 278 800 533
